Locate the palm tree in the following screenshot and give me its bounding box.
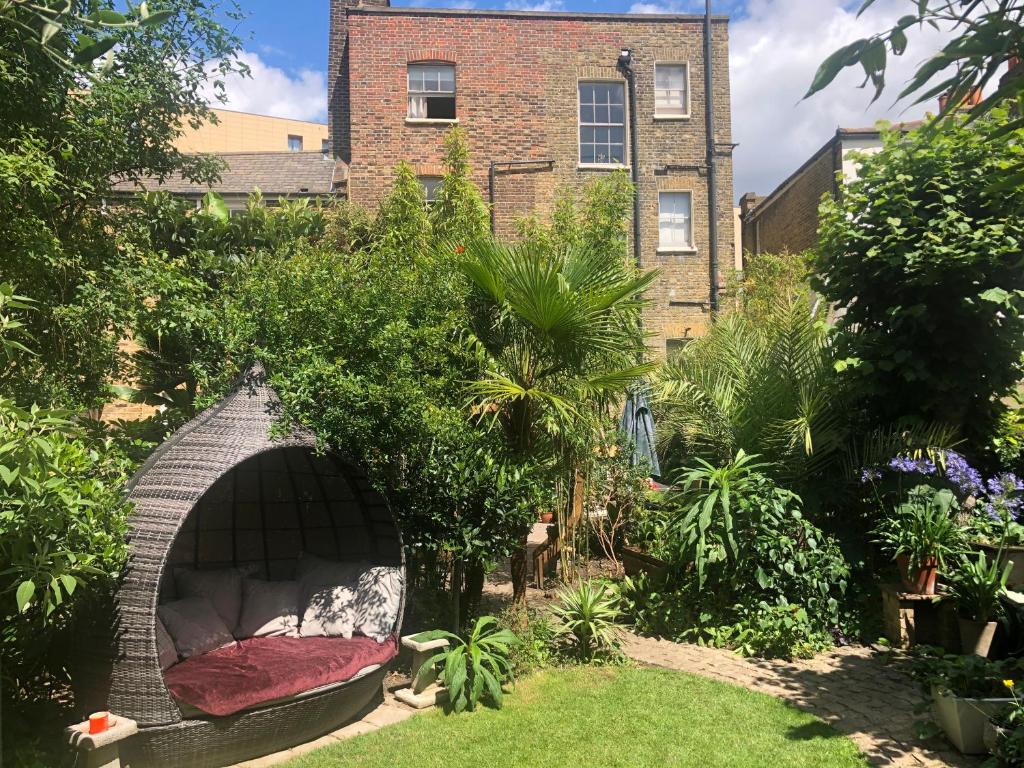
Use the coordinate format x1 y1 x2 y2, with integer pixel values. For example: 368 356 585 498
458 237 657 601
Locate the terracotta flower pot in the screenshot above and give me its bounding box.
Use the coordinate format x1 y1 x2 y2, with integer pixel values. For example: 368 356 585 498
896 553 939 595
539 511 554 524
958 616 998 658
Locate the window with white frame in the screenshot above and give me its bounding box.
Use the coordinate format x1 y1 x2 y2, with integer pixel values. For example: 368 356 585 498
287 134 303 151
421 176 442 205
408 64 456 120
655 63 689 117
578 81 626 165
659 191 693 249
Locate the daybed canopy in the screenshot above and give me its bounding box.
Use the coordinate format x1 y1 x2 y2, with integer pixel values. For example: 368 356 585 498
84 364 404 767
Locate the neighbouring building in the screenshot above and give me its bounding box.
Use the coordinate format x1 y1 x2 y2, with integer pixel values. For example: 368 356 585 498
175 108 329 155
110 151 344 210
327 0 735 353
737 124 916 258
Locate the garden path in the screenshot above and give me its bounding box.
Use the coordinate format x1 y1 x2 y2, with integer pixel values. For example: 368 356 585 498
621 632 980 768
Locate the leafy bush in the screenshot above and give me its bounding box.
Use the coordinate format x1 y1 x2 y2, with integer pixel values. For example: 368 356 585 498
0 399 132 697
413 616 520 713
498 604 559 677
620 465 851 659
816 111 1024 451
550 580 622 662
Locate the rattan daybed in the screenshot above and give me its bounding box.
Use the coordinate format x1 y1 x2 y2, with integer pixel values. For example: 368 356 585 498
77 364 405 768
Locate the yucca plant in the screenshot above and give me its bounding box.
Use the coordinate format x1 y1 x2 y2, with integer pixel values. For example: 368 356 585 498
550 579 622 662
413 616 520 713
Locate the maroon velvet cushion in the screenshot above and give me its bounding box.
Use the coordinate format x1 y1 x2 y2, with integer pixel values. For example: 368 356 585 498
163 634 397 716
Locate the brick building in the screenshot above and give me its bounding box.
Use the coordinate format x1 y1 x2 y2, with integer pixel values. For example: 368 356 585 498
739 123 920 258
328 0 735 353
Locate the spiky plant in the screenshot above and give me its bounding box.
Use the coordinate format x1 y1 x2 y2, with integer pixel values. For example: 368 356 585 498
550 580 622 662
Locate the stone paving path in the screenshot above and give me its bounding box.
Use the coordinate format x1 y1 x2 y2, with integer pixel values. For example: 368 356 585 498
621 632 979 768
228 693 418 768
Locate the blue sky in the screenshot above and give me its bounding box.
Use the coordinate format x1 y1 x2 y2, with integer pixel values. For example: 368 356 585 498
209 0 953 196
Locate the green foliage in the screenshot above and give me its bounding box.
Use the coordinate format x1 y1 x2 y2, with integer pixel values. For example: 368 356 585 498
656 298 848 508
498 604 558 677
518 171 635 260
727 250 814 325
902 646 1024 700
947 550 1011 622
667 450 773 586
989 682 1024 768
621 468 851 659
429 126 489 243
873 484 964 571
0 398 131 692
413 616 520 713
549 579 622 662
375 161 430 258
1 0 175 70
816 112 1024 451
0 0 245 408
806 0 1024 188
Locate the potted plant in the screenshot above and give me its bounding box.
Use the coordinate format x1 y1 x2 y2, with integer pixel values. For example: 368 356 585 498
621 495 672 578
986 680 1024 764
947 550 1012 657
907 652 1017 754
875 484 963 595
969 471 1024 589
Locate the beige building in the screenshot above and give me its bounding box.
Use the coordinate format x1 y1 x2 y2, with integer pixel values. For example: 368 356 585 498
176 108 329 155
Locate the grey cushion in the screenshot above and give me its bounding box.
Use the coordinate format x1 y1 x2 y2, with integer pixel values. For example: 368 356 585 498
158 596 236 659
354 565 404 643
297 553 366 638
174 567 246 634
156 616 179 671
237 579 300 639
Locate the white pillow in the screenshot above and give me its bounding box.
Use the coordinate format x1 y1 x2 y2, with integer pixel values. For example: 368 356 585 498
300 582 359 638
296 554 366 638
174 568 245 634
156 616 179 671
236 579 300 639
157 596 236 659
354 566 404 643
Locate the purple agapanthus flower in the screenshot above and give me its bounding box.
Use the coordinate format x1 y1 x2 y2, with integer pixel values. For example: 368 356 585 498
860 467 882 484
888 455 936 475
942 451 984 497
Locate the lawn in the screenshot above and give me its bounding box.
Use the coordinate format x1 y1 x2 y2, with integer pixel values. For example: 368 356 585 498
284 666 869 768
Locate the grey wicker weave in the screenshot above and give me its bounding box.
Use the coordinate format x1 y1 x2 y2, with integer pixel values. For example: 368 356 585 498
78 363 405 768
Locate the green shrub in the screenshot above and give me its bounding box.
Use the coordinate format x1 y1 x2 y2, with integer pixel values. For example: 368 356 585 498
620 465 851 659
816 110 1024 451
498 605 558 677
0 399 132 697
413 616 520 713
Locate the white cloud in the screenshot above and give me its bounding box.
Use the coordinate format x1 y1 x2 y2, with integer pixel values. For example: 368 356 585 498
505 0 565 9
203 51 327 123
730 0 953 196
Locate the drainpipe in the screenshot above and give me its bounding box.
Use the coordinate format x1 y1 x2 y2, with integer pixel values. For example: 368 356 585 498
619 49 642 268
703 0 720 312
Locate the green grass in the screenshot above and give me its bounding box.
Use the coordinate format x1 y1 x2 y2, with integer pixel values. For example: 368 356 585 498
284 666 870 768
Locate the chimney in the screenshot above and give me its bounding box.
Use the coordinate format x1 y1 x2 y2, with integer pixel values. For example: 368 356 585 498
938 86 983 113
739 192 761 220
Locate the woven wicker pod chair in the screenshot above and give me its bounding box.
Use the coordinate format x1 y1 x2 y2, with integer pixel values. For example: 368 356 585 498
88 363 405 767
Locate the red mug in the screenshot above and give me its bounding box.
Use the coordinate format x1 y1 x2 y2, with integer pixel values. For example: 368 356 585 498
88 712 109 734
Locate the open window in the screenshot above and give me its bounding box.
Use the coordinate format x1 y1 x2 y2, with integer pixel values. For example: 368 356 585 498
408 64 456 121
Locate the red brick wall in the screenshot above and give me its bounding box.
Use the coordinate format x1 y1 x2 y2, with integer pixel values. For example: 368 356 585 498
335 7 735 352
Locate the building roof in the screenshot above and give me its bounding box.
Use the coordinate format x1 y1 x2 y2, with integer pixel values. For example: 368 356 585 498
111 151 345 199
741 121 922 220
348 6 729 22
